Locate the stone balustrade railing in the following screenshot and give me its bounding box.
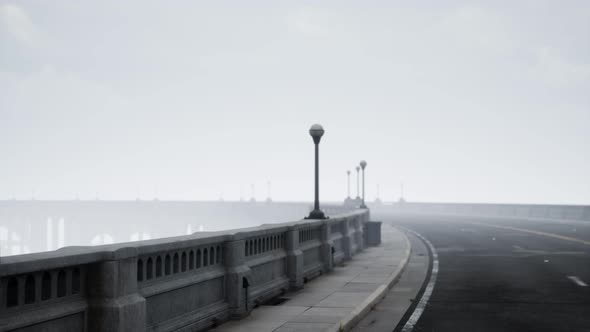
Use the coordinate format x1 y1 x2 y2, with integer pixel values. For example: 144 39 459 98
0 208 373 332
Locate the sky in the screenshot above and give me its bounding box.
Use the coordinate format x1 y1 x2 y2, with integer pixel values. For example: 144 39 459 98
1 1 589 204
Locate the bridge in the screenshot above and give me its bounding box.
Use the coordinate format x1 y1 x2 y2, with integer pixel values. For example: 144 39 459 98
0 201 384 331
2 200 589 331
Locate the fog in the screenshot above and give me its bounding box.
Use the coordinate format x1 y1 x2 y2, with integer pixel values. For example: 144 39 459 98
0 200 318 256
1 2 589 255
2 1 589 204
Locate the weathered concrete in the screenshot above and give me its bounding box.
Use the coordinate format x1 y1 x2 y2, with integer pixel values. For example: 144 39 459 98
0 206 369 332
211 224 409 332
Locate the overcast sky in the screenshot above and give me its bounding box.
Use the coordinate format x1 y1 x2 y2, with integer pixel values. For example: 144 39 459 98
1 1 589 204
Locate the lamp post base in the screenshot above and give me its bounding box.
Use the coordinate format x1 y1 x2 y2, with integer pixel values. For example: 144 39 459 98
306 209 327 220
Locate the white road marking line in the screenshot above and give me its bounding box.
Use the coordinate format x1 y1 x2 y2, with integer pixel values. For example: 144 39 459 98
399 228 438 332
567 276 588 287
466 221 590 246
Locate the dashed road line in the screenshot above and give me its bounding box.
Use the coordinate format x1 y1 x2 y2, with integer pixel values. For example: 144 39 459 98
466 221 590 246
567 276 588 287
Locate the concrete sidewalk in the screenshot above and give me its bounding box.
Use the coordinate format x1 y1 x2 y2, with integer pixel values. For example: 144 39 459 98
212 225 410 332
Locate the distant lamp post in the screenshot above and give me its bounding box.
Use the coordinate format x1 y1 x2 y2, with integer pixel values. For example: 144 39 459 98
375 184 382 204
346 170 351 199
355 166 360 199
399 182 406 203
307 124 327 219
249 184 256 202
266 181 272 203
359 160 367 208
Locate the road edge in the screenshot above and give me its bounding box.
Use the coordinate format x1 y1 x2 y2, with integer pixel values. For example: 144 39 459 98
328 225 412 332
396 226 438 332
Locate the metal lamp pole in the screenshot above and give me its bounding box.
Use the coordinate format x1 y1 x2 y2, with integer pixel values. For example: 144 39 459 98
346 170 351 199
307 124 327 219
360 160 367 208
355 166 360 199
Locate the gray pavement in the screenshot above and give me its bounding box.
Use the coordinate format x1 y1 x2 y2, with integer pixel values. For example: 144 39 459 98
212 225 410 332
351 230 430 331
388 214 590 332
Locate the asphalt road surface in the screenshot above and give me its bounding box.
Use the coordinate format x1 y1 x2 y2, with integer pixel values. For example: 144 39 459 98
352 228 430 332
383 214 590 332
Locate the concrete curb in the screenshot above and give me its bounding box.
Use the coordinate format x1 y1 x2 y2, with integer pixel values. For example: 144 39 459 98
327 225 412 332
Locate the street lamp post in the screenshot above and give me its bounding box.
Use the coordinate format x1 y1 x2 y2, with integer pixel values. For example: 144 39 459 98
307 124 327 219
346 170 351 199
376 184 380 201
399 182 406 203
249 184 256 203
355 166 360 199
360 160 367 208
266 181 272 203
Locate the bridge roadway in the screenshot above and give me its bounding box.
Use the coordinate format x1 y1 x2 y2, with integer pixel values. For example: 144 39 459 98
372 213 590 332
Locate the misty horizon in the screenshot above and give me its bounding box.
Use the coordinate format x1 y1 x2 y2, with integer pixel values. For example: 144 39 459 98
1 2 589 205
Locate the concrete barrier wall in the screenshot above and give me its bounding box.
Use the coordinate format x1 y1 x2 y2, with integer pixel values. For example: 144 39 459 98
372 202 590 222
0 208 371 332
